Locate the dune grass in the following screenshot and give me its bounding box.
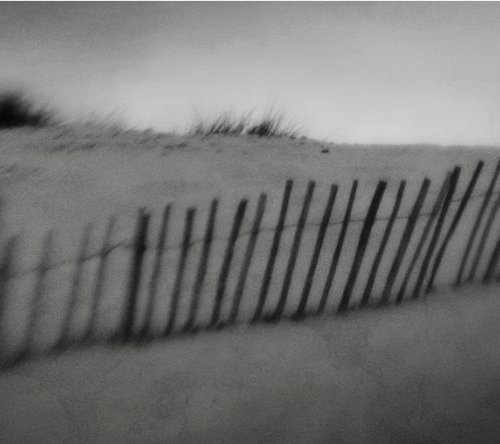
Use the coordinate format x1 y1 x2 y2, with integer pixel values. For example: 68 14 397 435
0 88 303 140
190 109 302 138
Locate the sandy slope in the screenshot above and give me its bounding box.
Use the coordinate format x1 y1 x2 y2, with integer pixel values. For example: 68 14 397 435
1 284 500 443
1 126 500 442
0 125 499 240
0 125 499 355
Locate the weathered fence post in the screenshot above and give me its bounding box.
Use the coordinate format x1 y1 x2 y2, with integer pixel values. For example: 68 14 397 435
361 180 405 307
184 199 218 332
338 180 387 313
83 215 116 342
19 230 54 360
457 160 500 286
272 180 315 322
210 199 247 328
426 161 483 293
396 174 450 303
380 178 431 304
467 176 500 283
252 180 293 323
139 203 171 340
229 193 267 324
122 209 150 342
412 167 460 299
57 223 93 349
295 184 337 319
482 232 500 283
165 207 195 336
0 236 18 366
317 180 357 314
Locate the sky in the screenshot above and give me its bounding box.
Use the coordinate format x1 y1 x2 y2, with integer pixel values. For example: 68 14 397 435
2 2 500 145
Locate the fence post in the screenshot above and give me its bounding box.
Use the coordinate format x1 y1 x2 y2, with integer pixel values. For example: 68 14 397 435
229 193 267 325
184 199 218 332
457 160 500 286
467 175 500 283
396 174 450 303
165 207 195 336
252 180 293 323
0 236 18 366
272 181 315 322
122 209 150 342
361 180 405 307
338 181 387 313
412 167 460 299
318 180 357 314
482 232 500 283
56 223 93 349
426 161 483 293
210 199 247 328
295 184 337 319
83 215 116 342
380 178 431 304
18 230 54 361
139 204 171 340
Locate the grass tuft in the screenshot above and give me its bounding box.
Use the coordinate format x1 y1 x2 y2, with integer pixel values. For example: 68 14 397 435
190 112 251 136
247 111 300 138
189 109 301 139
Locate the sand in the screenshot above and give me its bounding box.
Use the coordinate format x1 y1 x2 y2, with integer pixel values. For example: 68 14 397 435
0 125 500 442
0 126 499 348
1 284 500 443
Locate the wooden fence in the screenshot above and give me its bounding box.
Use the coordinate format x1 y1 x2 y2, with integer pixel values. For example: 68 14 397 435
1 159 500 367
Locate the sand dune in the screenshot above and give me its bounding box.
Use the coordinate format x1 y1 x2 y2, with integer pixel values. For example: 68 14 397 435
0 126 499 442
1 284 500 443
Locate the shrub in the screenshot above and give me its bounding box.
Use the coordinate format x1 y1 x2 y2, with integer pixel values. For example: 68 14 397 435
0 91 54 129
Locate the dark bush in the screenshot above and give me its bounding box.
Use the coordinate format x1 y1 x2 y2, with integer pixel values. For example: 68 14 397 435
0 91 53 129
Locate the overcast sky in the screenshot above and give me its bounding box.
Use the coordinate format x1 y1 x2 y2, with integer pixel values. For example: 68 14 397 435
2 2 500 145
